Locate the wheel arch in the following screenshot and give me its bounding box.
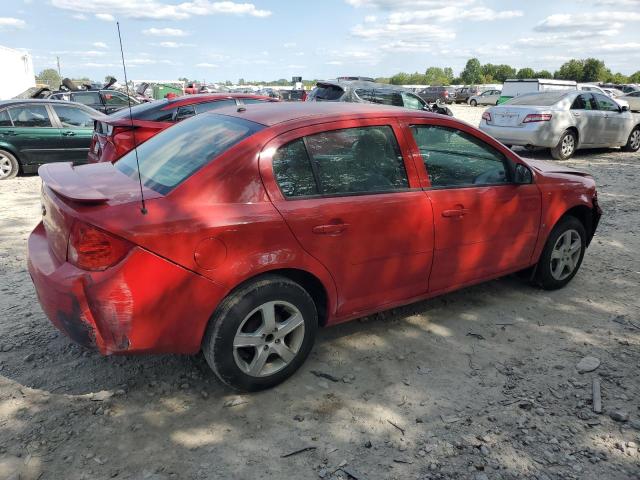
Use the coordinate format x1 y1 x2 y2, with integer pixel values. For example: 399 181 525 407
566 126 580 147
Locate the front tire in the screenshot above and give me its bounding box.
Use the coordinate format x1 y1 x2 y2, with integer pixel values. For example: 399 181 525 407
0 150 19 180
535 216 586 290
622 126 640 152
202 275 318 391
470 99 477 107
550 130 577 160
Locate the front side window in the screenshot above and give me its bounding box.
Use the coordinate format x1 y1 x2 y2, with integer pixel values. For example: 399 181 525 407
593 93 620 112
71 92 101 106
52 105 94 128
175 105 196 121
402 92 425 110
0 110 12 127
115 113 263 194
8 105 52 127
410 125 510 188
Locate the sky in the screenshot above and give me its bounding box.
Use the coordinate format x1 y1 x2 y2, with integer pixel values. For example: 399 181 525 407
1 0 639 83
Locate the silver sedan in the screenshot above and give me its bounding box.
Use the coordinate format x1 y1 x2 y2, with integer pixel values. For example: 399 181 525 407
479 91 640 159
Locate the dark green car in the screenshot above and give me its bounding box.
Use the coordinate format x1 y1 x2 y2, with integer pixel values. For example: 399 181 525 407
0 99 103 180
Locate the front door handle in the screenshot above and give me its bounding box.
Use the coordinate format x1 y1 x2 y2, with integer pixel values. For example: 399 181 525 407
62 131 76 137
572 112 581 117
442 208 469 218
312 223 348 235
2 130 18 136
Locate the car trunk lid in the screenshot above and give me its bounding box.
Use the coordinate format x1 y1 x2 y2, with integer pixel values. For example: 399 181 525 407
39 162 161 262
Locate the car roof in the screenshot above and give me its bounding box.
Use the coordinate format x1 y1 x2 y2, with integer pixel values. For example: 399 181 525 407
0 98 92 107
210 101 442 127
316 79 411 92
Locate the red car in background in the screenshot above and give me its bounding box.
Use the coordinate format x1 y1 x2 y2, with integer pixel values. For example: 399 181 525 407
28 102 601 391
87 93 277 163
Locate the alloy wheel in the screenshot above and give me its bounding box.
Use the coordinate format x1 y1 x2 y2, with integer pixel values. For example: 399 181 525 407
0 154 12 179
233 300 305 377
561 134 575 157
550 229 582 281
630 129 640 150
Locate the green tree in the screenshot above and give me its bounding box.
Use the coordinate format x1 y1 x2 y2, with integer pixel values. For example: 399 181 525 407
424 67 450 85
582 58 609 82
493 65 516 82
534 70 553 79
35 68 61 88
555 59 584 81
374 77 390 84
461 58 482 85
607 72 629 83
628 71 640 83
516 68 536 79
443 67 454 83
390 72 410 85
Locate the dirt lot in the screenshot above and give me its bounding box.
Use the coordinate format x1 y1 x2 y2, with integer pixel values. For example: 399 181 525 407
1 104 639 480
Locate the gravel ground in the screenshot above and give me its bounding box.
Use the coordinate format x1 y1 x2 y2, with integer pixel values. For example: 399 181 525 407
1 104 639 480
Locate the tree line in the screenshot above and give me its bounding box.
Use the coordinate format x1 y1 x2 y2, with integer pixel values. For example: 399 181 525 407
382 58 640 86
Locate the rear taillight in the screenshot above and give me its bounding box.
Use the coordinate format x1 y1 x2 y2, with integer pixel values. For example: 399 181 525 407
523 113 552 123
67 221 133 271
482 112 491 122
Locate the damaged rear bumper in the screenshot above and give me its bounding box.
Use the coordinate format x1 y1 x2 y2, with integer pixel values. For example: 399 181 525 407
27 221 225 355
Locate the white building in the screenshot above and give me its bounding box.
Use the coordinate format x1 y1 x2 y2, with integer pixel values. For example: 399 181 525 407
0 45 35 100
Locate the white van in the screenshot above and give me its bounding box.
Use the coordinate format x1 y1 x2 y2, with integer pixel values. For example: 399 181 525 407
498 79 577 104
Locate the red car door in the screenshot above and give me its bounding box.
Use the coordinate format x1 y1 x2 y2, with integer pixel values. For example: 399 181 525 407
260 119 434 319
403 121 541 293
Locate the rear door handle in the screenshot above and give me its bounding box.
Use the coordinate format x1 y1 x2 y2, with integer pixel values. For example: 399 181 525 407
312 223 348 235
442 208 469 218
62 131 76 136
3 130 18 136
572 112 581 117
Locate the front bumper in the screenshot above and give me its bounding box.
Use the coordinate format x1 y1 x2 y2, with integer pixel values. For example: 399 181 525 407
27 222 225 355
479 122 561 148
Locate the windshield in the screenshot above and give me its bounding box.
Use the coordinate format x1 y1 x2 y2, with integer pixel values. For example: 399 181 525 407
505 92 567 106
115 113 264 194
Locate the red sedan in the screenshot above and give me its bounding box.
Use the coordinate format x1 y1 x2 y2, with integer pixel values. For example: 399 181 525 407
28 102 601 391
86 93 277 163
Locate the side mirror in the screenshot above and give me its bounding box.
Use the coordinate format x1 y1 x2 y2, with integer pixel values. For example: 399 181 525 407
621 105 629 112
514 163 533 184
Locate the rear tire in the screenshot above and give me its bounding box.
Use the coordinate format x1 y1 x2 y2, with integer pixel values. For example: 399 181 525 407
470 99 477 107
202 274 317 391
550 130 577 160
0 150 19 180
622 126 640 152
534 216 586 290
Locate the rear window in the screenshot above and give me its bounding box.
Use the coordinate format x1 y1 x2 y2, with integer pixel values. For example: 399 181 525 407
115 113 263 194
309 84 344 101
505 93 567 106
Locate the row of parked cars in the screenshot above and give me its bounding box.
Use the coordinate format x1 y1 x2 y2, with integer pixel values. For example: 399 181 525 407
2 76 638 179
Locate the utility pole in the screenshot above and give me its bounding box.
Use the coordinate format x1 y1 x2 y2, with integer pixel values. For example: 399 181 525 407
56 56 61 78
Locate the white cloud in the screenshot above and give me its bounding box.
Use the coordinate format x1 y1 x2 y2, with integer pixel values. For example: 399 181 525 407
283 42 297 48
364 15 376 22
51 0 271 20
196 62 219 67
143 27 188 36
352 22 455 41
157 41 194 48
95 13 115 21
0 17 26 28
389 7 522 24
93 42 108 48
346 0 475 8
72 13 87 20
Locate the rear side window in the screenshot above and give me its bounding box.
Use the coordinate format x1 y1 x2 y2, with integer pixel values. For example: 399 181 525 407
272 139 318 197
8 105 52 127
309 85 344 101
195 99 236 113
103 92 132 106
272 126 408 197
115 114 263 194
356 89 403 107
410 125 509 188
571 94 595 111
52 105 94 128
0 110 12 127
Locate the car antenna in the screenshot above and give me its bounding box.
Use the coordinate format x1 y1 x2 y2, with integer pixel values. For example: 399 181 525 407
116 21 147 215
